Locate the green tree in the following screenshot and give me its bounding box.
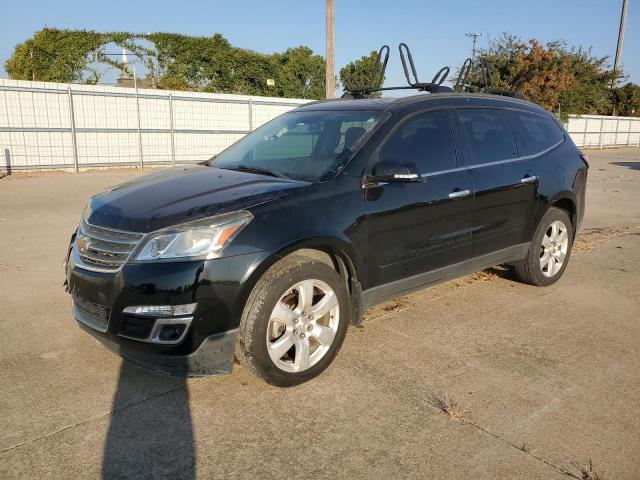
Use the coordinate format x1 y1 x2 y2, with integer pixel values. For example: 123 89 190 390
145 32 234 91
610 83 640 117
339 50 384 96
6 29 327 99
273 46 326 99
556 46 618 116
8 28 103 83
461 33 621 118
466 34 575 112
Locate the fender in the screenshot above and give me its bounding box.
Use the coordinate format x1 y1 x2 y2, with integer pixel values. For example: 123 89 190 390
230 234 365 328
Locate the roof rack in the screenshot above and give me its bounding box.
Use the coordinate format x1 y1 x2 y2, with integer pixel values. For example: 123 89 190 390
342 43 453 99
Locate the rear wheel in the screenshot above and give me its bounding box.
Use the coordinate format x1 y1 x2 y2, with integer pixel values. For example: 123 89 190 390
513 207 573 286
236 255 349 386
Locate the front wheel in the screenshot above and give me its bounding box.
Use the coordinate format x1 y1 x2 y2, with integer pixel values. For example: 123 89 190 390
236 255 350 386
513 207 574 286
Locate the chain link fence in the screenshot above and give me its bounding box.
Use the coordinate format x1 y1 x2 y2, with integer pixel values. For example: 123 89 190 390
0 79 309 172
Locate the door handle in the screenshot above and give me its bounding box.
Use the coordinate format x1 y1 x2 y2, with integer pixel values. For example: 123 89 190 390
448 189 471 199
521 175 538 184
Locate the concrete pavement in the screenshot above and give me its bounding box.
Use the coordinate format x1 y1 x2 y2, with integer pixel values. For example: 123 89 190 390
1 148 639 479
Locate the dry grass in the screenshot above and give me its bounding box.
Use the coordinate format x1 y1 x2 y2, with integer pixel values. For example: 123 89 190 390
381 297 410 313
470 269 498 282
571 459 602 480
573 224 640 251
428 391 465 423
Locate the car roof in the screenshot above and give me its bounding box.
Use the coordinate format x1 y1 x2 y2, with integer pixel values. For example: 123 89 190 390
297 92 548 116
296 97 397 111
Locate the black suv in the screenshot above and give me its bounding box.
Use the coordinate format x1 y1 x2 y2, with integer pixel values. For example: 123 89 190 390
65 92 587 386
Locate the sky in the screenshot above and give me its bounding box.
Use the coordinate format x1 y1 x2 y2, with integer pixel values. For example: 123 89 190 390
0 0 638 90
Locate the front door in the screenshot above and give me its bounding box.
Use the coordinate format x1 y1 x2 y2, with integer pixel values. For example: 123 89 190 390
364 109 474 290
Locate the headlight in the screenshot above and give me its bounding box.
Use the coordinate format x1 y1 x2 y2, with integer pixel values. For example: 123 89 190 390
136 210 253 261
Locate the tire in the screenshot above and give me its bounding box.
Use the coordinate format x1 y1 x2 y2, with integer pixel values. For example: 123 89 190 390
513 207 574 286
236 255 350 387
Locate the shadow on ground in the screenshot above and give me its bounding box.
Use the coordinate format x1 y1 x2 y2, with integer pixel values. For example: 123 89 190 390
102 362 195 479
612 161 640 171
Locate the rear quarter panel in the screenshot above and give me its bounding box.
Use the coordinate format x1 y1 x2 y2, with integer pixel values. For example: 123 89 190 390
530 137 587 236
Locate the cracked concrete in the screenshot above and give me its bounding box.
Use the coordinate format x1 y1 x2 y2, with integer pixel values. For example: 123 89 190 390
0 148 639 479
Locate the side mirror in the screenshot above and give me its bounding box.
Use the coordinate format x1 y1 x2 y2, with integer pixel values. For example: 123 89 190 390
371 162 421 183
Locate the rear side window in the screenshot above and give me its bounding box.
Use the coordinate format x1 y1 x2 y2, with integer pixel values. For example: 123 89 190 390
379 110 457 174
455 109 518 165
507 110 564 156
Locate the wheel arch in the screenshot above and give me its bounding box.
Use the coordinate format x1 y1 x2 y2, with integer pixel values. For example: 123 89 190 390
548 193 578 235
236 237 364 326
530 192 578 242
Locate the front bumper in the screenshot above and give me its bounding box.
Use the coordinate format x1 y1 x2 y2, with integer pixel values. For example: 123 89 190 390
78 321 238 376
66 245 268 376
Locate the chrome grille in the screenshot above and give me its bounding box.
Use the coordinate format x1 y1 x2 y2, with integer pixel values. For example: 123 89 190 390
75 219 144 272
72 293 111 332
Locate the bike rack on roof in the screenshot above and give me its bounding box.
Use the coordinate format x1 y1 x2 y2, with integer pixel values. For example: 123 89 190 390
376 44 390 88
454 57 472 92
343 43 453 98
454 56 525 100
343 44 527 100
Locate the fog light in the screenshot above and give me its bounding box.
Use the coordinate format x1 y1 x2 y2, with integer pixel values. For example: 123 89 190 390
122 303 197 316
158 324 186 342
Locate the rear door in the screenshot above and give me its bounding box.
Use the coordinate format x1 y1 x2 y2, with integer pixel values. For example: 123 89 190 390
364 109 474 288
453 107 539 257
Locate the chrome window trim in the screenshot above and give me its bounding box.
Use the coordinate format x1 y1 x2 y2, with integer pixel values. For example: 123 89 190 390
465 137 564 170
419 137 564 179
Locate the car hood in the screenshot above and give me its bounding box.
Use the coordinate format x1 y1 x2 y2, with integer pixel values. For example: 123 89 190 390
85 165 310 232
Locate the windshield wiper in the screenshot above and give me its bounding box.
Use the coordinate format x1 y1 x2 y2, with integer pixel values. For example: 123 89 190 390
227 165 290 180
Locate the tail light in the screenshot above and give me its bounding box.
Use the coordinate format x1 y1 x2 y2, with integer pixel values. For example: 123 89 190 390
579 152 589 168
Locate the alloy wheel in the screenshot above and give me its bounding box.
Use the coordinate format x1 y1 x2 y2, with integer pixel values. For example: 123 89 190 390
266 279 340 373
540 220 569 278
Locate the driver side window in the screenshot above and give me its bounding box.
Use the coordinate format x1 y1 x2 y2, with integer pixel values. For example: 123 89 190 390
380 110 457 174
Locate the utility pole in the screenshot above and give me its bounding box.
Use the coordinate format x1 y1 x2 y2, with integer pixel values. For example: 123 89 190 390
325 0 335 99
613 0 629 84
465 32 485 61
30 50 35 81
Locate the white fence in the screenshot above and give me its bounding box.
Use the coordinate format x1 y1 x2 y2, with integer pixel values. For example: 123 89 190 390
1 79 638 172
0 79 309 172
565 114 640 149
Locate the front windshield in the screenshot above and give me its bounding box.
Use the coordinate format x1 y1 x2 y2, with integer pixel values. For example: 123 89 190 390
210 110 382 182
